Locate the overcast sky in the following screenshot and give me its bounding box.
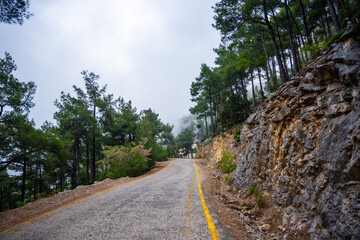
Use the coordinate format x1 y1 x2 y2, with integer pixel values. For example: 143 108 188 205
0 0 220 127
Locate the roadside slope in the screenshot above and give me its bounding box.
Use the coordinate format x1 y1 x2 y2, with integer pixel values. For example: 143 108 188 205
198 31 360 239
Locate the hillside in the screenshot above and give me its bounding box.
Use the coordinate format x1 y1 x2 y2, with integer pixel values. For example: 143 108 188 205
198 29 360 239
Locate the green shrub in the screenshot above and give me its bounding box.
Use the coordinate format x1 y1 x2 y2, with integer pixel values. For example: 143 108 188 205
101 138 152 179
247 185 256 194
197 154 207 159
47 189 61 197
247 183 264 207
224 176 235 184
326 27 349 48
233 123 245 142
150 143 167 163
228 164 236 172
217 149 236 174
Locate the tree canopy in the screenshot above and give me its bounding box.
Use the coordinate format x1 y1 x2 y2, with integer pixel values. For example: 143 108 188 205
0 0 31 25
190 0 359 137
1 58 178 211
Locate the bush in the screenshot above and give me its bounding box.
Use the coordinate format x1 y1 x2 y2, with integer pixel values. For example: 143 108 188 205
234 123 245 142
150 143 167 163
247 183 264 207
217 149 236 174
197 154 207 159
224 176 235 184
101 138 152 179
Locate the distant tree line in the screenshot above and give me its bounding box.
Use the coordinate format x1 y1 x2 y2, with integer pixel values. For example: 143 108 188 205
0 53 178 211
0 1 182 211
190 0 360 136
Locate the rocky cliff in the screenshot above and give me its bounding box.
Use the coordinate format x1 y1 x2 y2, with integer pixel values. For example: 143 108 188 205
197 128 240 167
199 30 360 239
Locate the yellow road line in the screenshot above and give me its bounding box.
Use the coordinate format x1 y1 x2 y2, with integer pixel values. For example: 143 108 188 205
184 175 196 238
1 159 177 235
192 159 220 240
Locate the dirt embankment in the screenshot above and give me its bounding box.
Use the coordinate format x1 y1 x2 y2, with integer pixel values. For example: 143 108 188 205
198 158 295 240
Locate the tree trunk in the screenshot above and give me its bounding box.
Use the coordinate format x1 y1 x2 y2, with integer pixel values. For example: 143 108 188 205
86 140 90 185
271 9 288 74
299 0 312 45
204 112 209 137
272 57 277 81
250 69 257 106
259 32 272 84
264 62 271 85
59 157 64 192
92 105 96 183
289 50 295 74
321 15 329 41
0 184 2 211
213 93 219 133
213 94 217 133
171 145 177 158
239 74 251 114
257 68 265 100
334 0 345 28
33 163 38 199
60 170 63 192
287 3 307 47
39 165 42 194
263 0 290 83
208 90 215 136
21 158 26 203
76 136 80 186
9 188 12 209
296 34 305 63
71 154 76 189
327 0 342 32
325 9 333 37
285 0 301 74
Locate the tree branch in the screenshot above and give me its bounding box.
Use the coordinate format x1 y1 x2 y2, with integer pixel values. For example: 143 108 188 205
0 149 39 172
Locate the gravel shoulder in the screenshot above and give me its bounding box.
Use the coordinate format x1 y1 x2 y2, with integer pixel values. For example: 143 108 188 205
0 160 174 233
197 158 297 240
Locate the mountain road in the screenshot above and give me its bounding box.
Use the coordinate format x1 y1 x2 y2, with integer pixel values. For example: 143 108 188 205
1 159 232 240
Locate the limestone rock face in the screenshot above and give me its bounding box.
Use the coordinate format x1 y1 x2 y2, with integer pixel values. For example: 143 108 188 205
233 34 360 239
197 129 240 168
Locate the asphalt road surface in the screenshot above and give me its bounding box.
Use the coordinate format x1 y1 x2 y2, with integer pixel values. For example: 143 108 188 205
1 159 232 240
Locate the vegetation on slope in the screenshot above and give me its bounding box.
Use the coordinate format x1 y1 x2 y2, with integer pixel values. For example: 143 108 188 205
190 0 360 138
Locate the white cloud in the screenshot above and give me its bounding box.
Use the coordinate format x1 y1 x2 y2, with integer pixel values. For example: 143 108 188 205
0 0 220 126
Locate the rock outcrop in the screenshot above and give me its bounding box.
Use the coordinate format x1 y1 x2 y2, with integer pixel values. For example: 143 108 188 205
232 30 360 239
